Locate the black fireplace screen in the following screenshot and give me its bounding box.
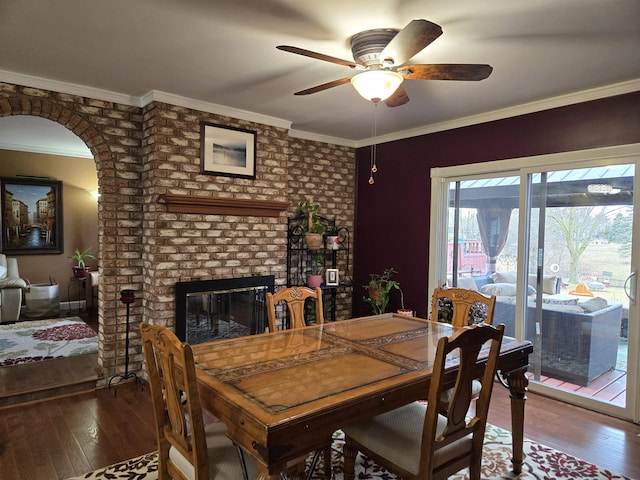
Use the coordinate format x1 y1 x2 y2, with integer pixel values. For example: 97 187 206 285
175 275 274 344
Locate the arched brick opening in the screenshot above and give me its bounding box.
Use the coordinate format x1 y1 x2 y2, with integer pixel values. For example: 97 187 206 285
0 84 144 382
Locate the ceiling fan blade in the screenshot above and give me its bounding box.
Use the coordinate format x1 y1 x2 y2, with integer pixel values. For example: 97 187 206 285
293 77 352 95
399 64 493 81
379 19 443 66
383 85 409 107
277 45 358 68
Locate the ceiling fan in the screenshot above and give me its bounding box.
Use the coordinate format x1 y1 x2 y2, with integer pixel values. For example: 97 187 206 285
277 19 493 107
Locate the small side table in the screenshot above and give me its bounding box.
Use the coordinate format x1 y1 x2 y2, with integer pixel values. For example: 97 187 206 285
67 276 86 316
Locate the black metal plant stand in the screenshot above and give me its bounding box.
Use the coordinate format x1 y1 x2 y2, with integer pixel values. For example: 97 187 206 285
108 289 143 394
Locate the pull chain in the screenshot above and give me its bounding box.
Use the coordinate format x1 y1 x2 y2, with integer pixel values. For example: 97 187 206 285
369 101 379 185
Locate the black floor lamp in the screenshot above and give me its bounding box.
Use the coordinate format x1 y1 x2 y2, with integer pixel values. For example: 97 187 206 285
108 289 143 394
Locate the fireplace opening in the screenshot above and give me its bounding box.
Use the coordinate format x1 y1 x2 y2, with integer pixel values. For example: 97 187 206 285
175 275 274 344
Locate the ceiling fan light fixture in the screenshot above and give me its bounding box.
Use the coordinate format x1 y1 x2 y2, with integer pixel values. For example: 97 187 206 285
350 70 403 102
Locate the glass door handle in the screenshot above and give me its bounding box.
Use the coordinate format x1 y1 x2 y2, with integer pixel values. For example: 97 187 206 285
624 271 636 304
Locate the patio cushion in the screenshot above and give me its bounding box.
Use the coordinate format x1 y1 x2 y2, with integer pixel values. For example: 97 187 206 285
480 282 517 296
579 297 609 313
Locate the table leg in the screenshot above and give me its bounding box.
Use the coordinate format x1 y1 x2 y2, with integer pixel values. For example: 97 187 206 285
323 444 332 479
343 441 357 480
501 367 529 475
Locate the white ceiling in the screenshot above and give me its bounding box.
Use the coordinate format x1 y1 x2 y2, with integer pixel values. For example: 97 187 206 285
0 0 639 155
0 116 93 158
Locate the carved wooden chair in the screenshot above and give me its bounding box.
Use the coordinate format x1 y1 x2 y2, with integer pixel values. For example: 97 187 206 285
431 286 496 327
343 323 505 480
140 323 257 480
431 286 497 405
265 286 331 479
266 286 323 332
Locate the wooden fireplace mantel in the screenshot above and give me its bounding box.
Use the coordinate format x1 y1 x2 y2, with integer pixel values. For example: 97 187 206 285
160 194 289 217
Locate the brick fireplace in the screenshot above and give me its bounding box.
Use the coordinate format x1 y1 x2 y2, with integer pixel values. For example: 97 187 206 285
175 275 275 344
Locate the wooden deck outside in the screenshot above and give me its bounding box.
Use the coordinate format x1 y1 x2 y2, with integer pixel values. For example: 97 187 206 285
527 368 626 405
526 338 628 406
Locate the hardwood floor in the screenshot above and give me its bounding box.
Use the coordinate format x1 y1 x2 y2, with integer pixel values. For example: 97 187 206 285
0 383 156 480
0 380 638 480
488 385 640 480
0 312 637 478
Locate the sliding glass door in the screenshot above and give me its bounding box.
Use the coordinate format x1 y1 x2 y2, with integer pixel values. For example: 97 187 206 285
525 165 634 410
429 145 638 421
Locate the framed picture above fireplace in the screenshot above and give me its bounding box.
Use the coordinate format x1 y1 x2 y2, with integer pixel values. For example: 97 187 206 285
1 177 64 254
200 121 257 179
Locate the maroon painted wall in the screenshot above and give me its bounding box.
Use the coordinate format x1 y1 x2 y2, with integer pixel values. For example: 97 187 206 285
352 91 640 318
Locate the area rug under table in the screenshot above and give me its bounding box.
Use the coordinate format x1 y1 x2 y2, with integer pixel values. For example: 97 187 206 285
67 423 634 480
0 317 98 367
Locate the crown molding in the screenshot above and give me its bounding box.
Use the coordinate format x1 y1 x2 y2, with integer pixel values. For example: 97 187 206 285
355 78 640 147
0 69 142 106
0 141 93 159
287 129 356 148
0 70 292 131
2 69 638 149
140 91 292 131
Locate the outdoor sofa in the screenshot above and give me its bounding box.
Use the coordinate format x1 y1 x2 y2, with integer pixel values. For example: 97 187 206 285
458 272 622 386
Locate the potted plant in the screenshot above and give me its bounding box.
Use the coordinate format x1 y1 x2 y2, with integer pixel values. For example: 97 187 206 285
68 247 96 279
306 251 324 288
363 268 402 314
297 198 325 250
396 288 413 316
324 229 341 250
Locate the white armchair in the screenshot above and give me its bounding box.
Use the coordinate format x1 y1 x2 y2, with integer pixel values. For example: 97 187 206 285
0 254 27 323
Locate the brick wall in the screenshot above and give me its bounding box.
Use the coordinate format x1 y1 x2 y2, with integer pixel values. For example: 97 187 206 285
0 82 356 382
287 137 355 319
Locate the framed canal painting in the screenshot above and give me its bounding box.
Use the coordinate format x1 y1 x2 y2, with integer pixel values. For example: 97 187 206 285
1 177 64 254
200 121 256 179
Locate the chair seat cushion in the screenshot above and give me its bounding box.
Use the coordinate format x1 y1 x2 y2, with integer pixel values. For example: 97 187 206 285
343 402 472 476
169 421 258 480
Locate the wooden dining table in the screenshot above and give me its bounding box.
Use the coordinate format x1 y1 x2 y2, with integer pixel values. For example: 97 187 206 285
192 313 533 480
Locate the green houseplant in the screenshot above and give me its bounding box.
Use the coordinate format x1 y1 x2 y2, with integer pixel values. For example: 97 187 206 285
297 198 326 250
306 251 325 288
68 247 96 279
363 268 402 314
